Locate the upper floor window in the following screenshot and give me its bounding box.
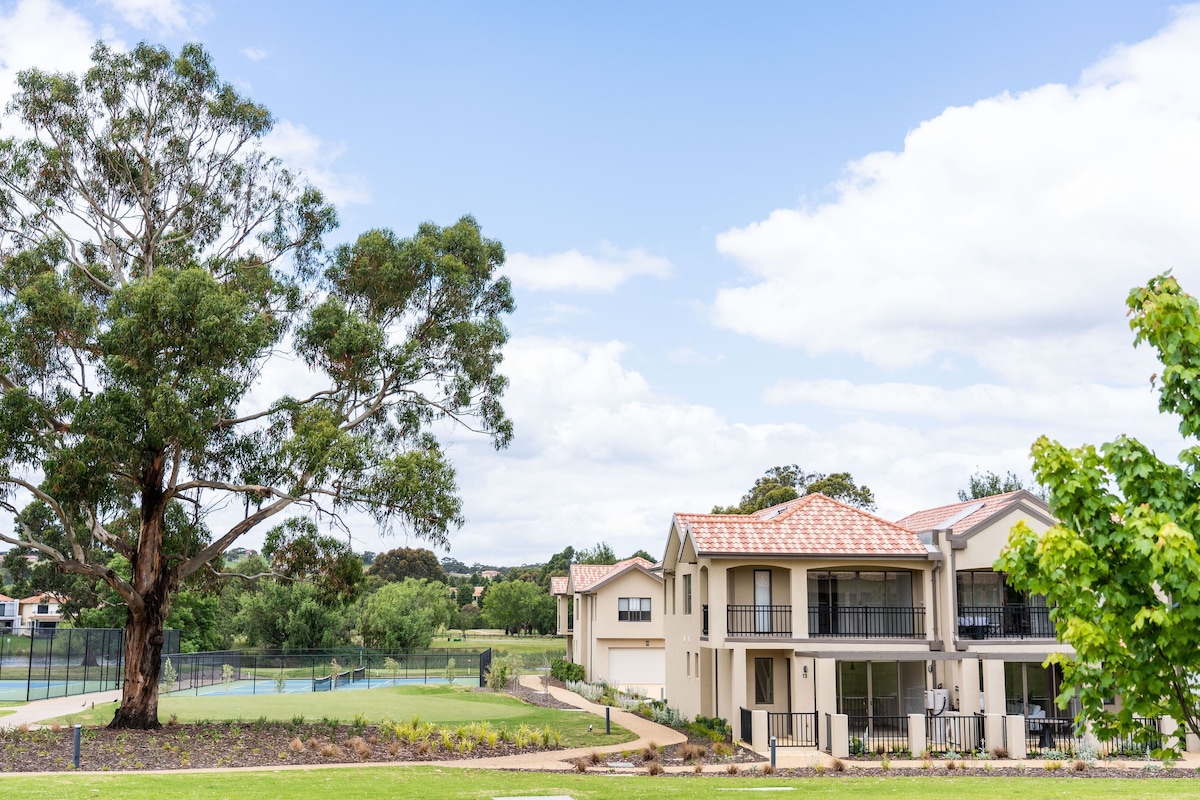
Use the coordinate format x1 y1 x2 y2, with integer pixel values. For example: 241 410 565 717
37 604 49 615
618 597 651 622
683 574 693 615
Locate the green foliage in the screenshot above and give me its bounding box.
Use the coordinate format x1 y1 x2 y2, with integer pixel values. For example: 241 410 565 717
998 272 1200 754
235 580 350 650
0 41 513 726
712 464 876 513
550 657 585 683
958 469 1044 501
159 658 178 693
688 715 731 742
368 547 447 584
482 580 555 634
574 542 617 565
357 578 456 650
262 518 363 602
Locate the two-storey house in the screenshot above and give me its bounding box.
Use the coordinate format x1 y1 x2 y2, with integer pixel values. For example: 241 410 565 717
661 493 942 743
18 592 64 634
552 557 666 694
895 490 1075 723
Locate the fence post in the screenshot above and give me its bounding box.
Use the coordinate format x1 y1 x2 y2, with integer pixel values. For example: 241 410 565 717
908 713 926 757
1005 715 1027 760
830 714 850 759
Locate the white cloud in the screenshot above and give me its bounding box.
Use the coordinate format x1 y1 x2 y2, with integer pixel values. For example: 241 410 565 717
263 119 371 207
0 0 96 115
667 347 724 367
240 47 269 62
711 6 1200 386
100 0 209 32
506 244 672 292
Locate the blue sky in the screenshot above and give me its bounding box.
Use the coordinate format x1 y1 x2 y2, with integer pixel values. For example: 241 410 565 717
1 0 1197 565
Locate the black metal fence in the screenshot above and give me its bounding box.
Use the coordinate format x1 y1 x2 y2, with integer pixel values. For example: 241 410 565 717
160 648 491 695
726 605 793 637
767 711 818 746
0 628 180 702
925 713 984 754
848 715 909 753
1023 715 1164 756
808 607 926 638
957 605 1055 639
740 706 754 745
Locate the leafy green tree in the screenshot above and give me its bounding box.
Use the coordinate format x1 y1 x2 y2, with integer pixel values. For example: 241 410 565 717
235 580 349 650
575 542 617 565
957 469 1045 501
482 579 555 634
712 464 876 513
357 578 455 650
627 549 655 562
367 547 447 584
998 273 1200 752
457 602 483 631
0 43 512 728
263 518 363 602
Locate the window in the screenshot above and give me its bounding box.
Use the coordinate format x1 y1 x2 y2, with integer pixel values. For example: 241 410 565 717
683 574 692 615
618 597 651 622
37 604 49 615
754 658 774 704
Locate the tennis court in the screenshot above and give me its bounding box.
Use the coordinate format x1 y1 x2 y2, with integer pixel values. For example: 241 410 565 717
170 675 456 697
0 678 111 702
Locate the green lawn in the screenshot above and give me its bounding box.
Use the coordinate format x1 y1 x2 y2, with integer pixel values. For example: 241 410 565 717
49 684 634 748
444 633 565 662
1 769 1197 800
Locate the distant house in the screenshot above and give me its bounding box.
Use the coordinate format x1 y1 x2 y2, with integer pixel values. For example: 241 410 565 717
18 593 65 634
480 570 502 580
553 558 666 694
472 586 485 604
0 593 18 631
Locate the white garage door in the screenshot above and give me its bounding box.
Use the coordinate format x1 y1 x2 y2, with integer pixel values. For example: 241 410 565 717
608 648 665 686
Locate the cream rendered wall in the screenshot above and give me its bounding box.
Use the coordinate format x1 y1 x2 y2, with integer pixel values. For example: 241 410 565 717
955 507 1052 571
589 569 664 641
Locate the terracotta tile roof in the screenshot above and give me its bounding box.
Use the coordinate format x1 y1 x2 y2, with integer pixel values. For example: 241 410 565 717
0 593 12 602
550 576 568 596
19 593 63 605
570 557 656 593
675 493 928 557
894 491 1027 533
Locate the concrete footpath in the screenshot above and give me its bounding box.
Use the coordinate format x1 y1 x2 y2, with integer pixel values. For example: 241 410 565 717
0 689 121 728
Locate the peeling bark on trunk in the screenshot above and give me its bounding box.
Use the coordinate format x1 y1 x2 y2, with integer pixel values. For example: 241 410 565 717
109 459 174 730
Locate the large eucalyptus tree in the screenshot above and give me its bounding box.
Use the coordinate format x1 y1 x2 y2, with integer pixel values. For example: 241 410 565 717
0 43 513 728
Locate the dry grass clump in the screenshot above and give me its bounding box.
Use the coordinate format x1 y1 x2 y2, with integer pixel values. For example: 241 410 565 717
945 759 957 771
588 750 604 765
1072 759 1087 772
641 742 660 761
693 762 704 773
761 763 776 775
346 736 372 760
306 737 321 750
725 763 739 774
713 741 735 757
647 761 664 775
573 758 590 773
387 741 401 756
678 742 707 761
990 745 1009 759
415 739 433 756
320 743 343 758
287 737 305 753
832 758 846 773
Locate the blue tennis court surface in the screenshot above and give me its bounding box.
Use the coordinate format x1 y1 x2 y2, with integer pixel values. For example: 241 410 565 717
0 678 111 701
167 676 455 697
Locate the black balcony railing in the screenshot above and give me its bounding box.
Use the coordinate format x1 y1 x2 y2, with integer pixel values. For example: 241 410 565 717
957 605 1055 639
727 605 792 637
701 604 709 636
808 606 925 638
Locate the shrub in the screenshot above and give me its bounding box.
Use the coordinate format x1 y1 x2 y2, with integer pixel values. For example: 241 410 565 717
484 656 514 690
551 658 586 683
641 741 660 761
1045 760 1062 771
761 763 776 775
678 742 707 761
1072 759 1087 772
589 750 604 765
725 763 739 774
573 758 589 773
713 742 735 757
647 761 664 775
990 745 1009 759
689 715 731 742
832 758 846 772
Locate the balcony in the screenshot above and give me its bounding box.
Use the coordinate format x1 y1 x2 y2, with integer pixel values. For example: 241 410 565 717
958 605 1055 639
726 605 792 637
808 606 925 639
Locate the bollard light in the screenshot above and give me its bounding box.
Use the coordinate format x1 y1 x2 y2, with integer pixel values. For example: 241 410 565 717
72 723 81 769
605 706 611 735
770 735 777 769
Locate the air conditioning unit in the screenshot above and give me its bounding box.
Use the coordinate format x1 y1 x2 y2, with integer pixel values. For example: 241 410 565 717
924 688 949 713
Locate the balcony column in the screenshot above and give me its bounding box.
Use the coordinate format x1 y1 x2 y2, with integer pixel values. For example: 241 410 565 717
790 566 808 638
982 658 1006 715
709 565 728 645
960 657 981 714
